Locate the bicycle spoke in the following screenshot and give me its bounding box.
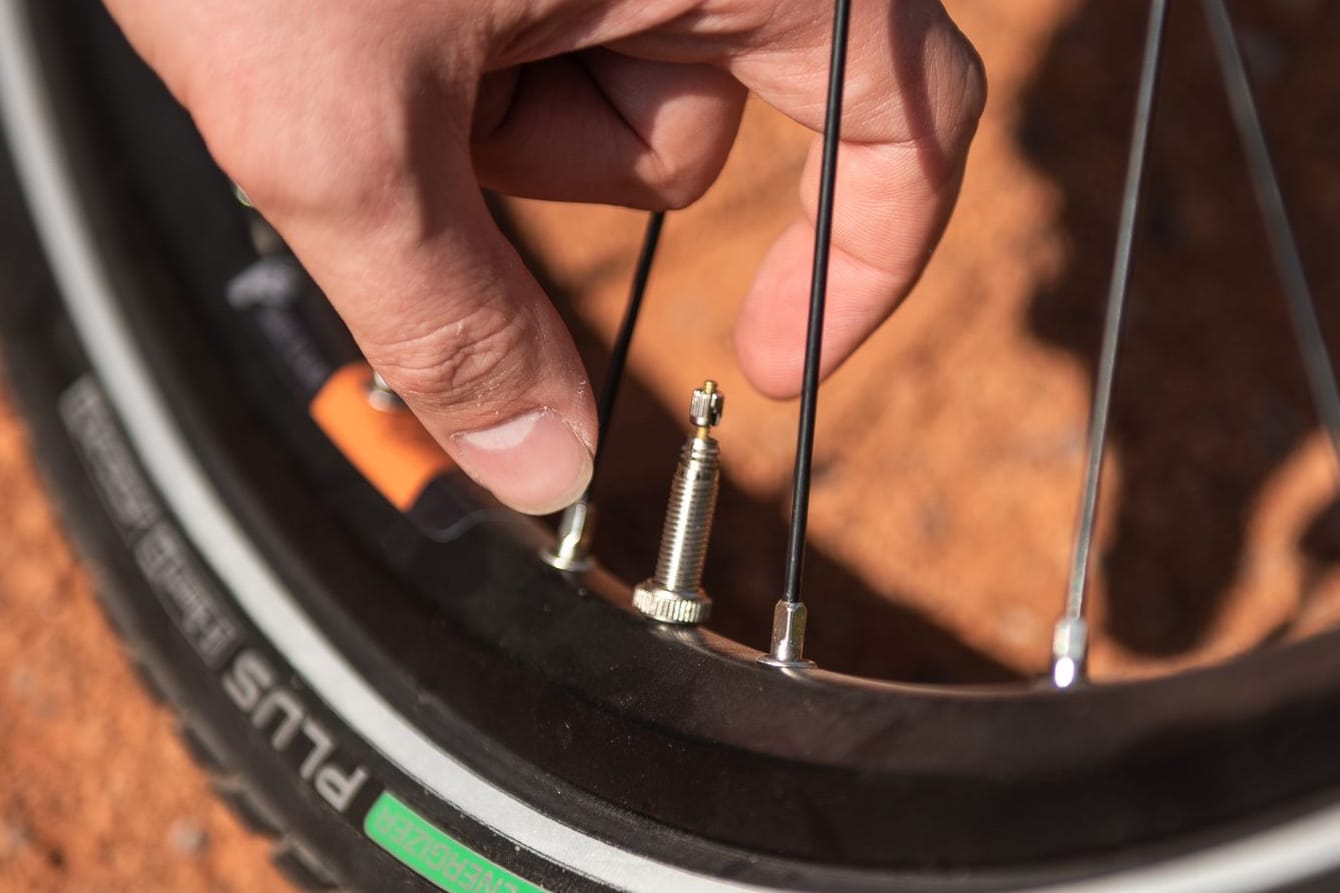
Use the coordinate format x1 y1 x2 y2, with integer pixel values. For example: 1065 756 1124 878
1202 0 1340 470
1051 0 1169 689
594 211 667 479
545 210 665 571
761 0 853 668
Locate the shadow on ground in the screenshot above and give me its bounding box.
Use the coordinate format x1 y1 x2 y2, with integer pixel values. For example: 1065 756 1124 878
1020 0 1340 655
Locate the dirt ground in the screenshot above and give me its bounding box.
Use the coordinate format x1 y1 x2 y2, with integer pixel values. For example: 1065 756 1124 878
4 0 1340 890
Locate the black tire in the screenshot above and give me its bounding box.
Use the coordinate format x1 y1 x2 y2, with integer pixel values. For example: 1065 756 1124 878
7 1 1340 892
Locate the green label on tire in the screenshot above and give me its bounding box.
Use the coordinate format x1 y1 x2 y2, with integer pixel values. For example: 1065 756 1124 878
364 791 547 893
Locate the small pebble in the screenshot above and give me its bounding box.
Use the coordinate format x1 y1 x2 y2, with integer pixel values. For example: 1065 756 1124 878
168 818 208 855
1 819 29 855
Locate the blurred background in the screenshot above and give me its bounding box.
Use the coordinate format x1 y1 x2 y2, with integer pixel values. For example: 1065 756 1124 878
3 0 1340 889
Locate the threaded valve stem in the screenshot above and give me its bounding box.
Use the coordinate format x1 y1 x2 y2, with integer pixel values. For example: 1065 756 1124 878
633 381 724 624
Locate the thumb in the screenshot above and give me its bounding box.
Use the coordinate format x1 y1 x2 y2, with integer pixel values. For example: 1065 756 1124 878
98 0 597 514
272 151 597 516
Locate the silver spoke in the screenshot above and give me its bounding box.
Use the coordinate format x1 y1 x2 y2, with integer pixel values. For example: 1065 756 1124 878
1202 0 1340 470
1051 0 1170 689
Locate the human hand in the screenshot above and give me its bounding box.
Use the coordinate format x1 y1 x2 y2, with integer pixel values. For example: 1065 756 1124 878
103 0 985 514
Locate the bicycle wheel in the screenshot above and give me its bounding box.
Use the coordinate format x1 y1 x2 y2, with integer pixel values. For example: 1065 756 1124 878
5 0 1340 891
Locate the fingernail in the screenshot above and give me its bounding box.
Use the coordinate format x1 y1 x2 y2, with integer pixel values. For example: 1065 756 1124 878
450 410 593 515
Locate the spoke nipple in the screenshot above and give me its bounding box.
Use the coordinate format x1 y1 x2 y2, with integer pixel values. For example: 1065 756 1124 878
366 370 407 413
758 599 816 669
541 499 595 572
632 381 724 625
1050 617 1089 689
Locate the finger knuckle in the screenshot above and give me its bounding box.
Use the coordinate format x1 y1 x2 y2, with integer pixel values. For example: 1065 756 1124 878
952 38 988 126
932 21 988 136
368 303 528 410
191 68 415 221
226 125 408 222
644 149 720 211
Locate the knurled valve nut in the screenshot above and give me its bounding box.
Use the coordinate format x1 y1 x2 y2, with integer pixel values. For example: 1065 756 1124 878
632 583 712 625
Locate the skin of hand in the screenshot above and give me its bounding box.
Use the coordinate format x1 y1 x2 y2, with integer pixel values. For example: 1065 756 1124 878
102 0 985 515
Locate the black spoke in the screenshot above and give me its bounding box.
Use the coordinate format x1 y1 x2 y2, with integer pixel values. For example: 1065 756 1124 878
1051 0 1169 688
781 0 852 605
544 210 664 571
591 210 666 484
762 0 852 667
1202 0 1340 469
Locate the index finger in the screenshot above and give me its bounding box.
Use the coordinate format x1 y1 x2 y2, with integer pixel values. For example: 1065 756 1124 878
485 0 986 398
719 0 987 397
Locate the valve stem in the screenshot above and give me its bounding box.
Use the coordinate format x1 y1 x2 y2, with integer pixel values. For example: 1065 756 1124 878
366 370 406 413
632 381 724 625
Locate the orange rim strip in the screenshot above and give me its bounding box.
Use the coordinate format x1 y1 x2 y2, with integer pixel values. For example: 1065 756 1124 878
309 362 454 511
